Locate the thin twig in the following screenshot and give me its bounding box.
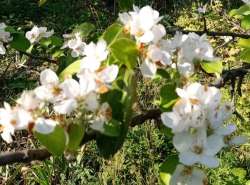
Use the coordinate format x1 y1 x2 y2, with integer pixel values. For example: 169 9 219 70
18 51 58 65
85 0 116 18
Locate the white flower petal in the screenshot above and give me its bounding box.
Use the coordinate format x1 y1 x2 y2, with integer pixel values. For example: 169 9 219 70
179 151 200 166
140 58 157 78
34 118 57 134
54 99 78 114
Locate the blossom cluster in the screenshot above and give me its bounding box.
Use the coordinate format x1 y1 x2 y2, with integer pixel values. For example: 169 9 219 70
0 31 118 143
25 26 54 43
0 23 12 55
161 83 248 185
119 5 218 77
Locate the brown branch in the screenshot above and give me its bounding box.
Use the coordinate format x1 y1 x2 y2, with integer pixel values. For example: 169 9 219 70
166 30 250 39
210 63 250 121
0 109 162 166
0 149 51 166
18 51 59 65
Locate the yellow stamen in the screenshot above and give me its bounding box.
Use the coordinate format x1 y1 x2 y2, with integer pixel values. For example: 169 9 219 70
10 120 17 126
190 99 198 105
97 84 110 94
106 106 112 120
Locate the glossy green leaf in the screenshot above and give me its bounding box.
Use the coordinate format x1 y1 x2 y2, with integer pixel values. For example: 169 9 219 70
107 54 122 67
67 124 85 154
238 38 250 48
97 69 137 159
58 59 80 82
109 38 138 69
160 125 174 137
72 23 95 38
241 15 250 29
119 0 134 12
51 46 64 57
201 60 222 73
40 38 52 46
5 26 17 34
8 33 31 51
236 6 250 15
103 23 132 46
51 36 63 46
103 24 122 46
228 9 238 18
241 48 250 63
34 125 66 157
102 119 121 137
160 155 179 185
152 69 170 83
156 85 179 112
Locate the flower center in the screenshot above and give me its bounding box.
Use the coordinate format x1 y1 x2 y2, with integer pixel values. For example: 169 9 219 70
194 146 203 154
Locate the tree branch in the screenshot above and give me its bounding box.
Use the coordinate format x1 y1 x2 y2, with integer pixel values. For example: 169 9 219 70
0 109 162 166
166 30 250 39
210 63 250 121
18 51 59 65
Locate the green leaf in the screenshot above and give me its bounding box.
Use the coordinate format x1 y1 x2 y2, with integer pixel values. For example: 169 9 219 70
241 15 250 29
40 38 52 46
51 46 64 57
232 168 246 180
34 125 66 157
157 85 179 112
109 38 138 69
160 125 174 137
119 0 134 12
246 180 250 185
97 69 137 159
201 60 222 73
72 23 95 38
8 33 31 51
39 0 47 6
103 24 123 46
236 6 250 15
228 9 238 18
107 54 122 67
103 23 133 46
5 26 18 34
152 69 170 83
51 36 63 46
160 155 179 185
58 59 80 82
67 124 85 154
102 119 121 137
240 48 250 63
238 38 250 48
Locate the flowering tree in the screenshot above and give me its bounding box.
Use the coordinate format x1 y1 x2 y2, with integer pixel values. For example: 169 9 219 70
0 0 250 184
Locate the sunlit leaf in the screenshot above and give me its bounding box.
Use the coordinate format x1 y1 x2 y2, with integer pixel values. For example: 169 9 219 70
160 155 179 185
72 23 95 38
67 124 85 154
39 0 47 6
34 125 66 157
58 59 80 82
201 60 222 73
